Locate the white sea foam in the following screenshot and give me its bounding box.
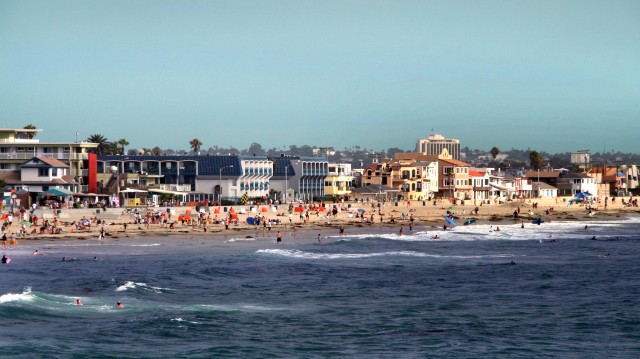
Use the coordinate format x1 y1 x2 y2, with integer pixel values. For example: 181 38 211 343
171 317 201 324
331 217 640 242
115 281 169 293
256 249 514 260
226 237 258 242
0 287 33 304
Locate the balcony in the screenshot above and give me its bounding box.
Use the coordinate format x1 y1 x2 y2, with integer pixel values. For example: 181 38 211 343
0 139 39 144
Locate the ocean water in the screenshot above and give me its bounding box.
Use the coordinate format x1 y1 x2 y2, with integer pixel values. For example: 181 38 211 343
1 217 640 358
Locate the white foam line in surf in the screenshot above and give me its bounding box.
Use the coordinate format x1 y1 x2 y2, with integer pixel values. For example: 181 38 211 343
115 281 170 293
226 237 259 242
0 287 34 304
256 249 515 260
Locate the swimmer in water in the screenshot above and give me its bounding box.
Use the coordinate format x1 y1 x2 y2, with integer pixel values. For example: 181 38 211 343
510 260 516 265
317 234 322 244
116 301 124 309
76 299 83 306
495 227 500 232
1 255 8 264
432 235 440 239
399 228 404 236
33 249 41 256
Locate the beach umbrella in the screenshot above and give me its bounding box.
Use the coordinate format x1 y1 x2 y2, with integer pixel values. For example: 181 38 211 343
574 192 593 199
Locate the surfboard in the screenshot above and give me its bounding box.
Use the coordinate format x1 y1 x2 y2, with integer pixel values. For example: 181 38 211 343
246 217 256 225
531 219 545 225
463 219 476 225
444 216 457 227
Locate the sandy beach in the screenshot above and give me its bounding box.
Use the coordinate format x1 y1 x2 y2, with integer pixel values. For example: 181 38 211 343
9 197 639 243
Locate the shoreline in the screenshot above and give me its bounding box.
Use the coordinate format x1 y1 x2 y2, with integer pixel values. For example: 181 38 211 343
10 200 640 243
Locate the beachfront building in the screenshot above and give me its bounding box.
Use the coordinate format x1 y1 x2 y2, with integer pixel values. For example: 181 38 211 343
324 163 354 198
488 173 516 201
235 157 273 200
533 182 558 198
514 176 534 199
391 154 439 201
556 172 598 197
619 164 638 196
97 155 274 203
269 156 329 202
470 170 491 202
359 154 439 201
0 156 78 205
415 133 461 160
0 127 97 193
437 155 472 201
524 170 561 187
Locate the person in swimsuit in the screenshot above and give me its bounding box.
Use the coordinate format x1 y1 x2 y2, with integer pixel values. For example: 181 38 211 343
116 301 124 309
277 231 282 243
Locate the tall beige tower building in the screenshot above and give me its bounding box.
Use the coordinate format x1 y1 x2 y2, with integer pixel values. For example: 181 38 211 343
416 134 461 160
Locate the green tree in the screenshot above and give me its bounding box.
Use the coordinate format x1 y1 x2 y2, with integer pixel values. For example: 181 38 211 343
529 150 544 170
189 138 203 154
490 147 500 159
104 142 119 155
23 124 38 139
86 134 109 155
247 142 266 156
117 138 129 154
151 147 162 156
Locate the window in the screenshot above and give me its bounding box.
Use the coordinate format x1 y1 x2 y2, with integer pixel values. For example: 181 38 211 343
38 168 49 177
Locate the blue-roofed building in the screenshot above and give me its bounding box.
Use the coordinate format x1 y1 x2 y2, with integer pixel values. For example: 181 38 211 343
195 156 272 201
269 156 328 202
97 155 273 202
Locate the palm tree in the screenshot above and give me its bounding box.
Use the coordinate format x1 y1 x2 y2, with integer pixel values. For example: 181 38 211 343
86 134 109 155
23 124 38 139
189 138 203 154
490 147 500 160
529 151 544 170
117 139 129 154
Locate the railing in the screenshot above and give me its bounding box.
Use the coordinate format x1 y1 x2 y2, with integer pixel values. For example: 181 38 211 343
0 139 39 144
0 153 88 161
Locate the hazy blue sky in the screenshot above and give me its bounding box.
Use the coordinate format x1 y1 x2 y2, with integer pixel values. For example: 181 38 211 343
1 0 639 153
